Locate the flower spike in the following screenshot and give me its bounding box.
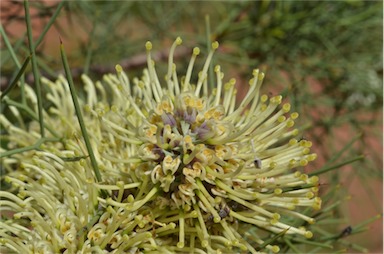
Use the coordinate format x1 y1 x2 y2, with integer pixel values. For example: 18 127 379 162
0 38 321 253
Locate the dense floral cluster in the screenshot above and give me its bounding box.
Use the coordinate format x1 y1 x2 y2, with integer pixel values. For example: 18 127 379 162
0 38 321 253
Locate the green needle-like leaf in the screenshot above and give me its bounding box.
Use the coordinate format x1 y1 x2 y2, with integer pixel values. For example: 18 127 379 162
309 155 365 177
24 0 45 137
0 56 30 100
59 38 102 184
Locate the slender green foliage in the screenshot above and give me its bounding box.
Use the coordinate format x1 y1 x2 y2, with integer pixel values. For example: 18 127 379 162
0 56 30 100
59 40 102 183
24 0 45 137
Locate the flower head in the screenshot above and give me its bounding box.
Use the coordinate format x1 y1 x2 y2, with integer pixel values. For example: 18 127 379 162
1 37 321 253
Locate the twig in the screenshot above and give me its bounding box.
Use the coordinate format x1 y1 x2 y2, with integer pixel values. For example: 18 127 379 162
1 46 191 90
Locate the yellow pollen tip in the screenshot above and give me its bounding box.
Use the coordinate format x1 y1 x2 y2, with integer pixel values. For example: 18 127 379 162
278 116 286 123
84 104 91 112
299 159 308 166
274 188 283 195
291 112 299 119
175 37 182 45
305 231 313 238
145 41 152 50
111 105 118 112
308 153 318 161
310 176 319 184
271 95 282 104
311 187 319 193
283 103 291 112
272 213 280 220
261 94 268 102
271 246 280 253
193 47 200 55
115 64 123 73
306 192 315 199
261 104 267 111
212 41 219 49
80 159 86 166
258 72 265 80
270 219 278 225
214 65 221 72
286 119 295 128
127 195 134 203
201 240 209 247
184 205 191 212
269 162 277 169
300 173 308 181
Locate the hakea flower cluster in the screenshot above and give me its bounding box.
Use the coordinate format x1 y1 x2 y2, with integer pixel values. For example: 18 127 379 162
0 37 321 253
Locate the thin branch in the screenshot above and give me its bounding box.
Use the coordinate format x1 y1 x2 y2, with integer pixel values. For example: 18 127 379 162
0 137 60 159
1 46 191 90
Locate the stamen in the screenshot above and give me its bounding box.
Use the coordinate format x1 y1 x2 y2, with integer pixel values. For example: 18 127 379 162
195 41 219 96
94 182 140 191
214 65 223 106
184 47 200 91
228 194 278 219
167 37 182 95
172 63 180 95
223 78 236 114
195 190 221 223
177 211 185 248
215 179 257 201
193 204 210 247
145 41 162 102
219 219 237 245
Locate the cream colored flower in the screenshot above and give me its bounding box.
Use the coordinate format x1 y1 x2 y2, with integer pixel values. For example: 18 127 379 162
0 37 321 253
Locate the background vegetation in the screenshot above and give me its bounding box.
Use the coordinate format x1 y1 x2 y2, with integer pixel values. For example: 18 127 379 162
1 1 382 253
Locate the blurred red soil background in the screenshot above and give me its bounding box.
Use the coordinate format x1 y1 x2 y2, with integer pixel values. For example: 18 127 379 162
1 1 382 253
